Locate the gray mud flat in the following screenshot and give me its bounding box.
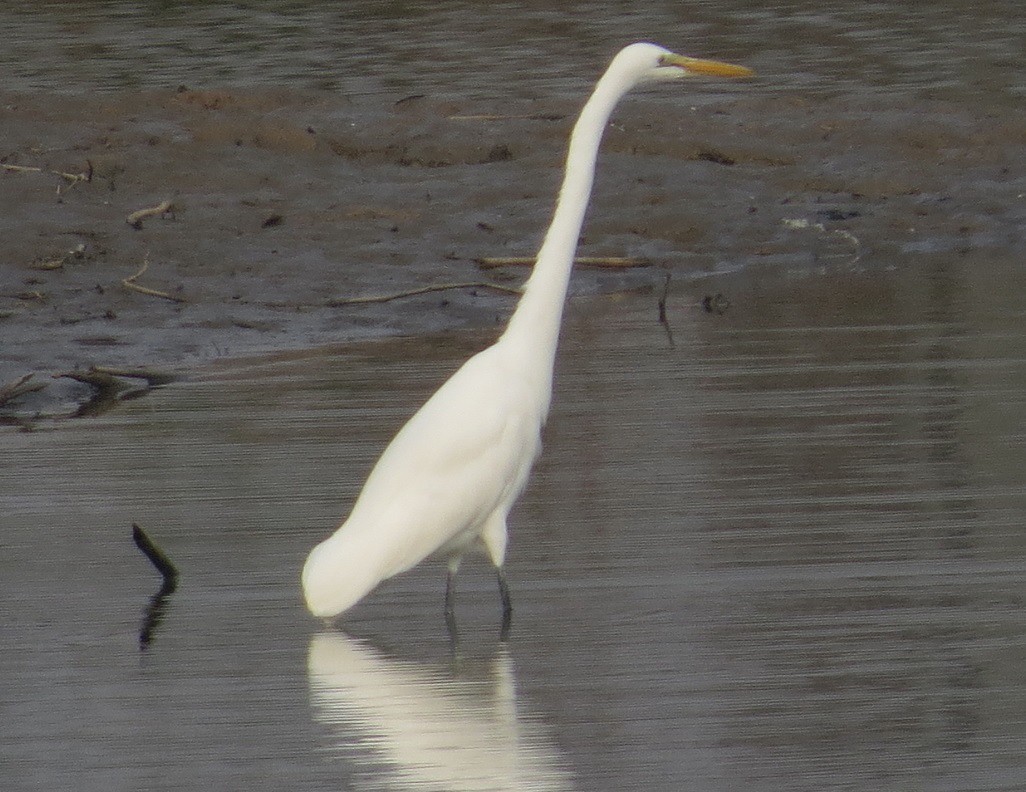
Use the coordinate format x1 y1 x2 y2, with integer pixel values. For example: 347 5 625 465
2 3 1023 420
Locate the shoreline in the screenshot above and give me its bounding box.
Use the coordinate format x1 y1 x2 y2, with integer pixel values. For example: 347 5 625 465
2 86 1021 424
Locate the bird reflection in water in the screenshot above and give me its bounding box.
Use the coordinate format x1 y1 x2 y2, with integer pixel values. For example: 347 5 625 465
307 632 575 791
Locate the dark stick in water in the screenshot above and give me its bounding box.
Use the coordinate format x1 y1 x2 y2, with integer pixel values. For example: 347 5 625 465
132 523 179 584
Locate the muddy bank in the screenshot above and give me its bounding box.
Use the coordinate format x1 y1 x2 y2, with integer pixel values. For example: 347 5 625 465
2 83 1023 423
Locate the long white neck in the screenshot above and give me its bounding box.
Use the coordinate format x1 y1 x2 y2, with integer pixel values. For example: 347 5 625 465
500 63 638 398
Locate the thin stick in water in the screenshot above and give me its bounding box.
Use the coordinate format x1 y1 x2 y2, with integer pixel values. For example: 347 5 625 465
132 523 179 583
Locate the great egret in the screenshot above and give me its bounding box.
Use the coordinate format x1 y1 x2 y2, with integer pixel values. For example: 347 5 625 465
302 42 752 629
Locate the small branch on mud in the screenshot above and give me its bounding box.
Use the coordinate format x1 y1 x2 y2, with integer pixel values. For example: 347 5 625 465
476 256 651 270
126 199 174 230
0 374 44 409
30 243 88 271
327 281 522 306
448 113 566 122
132 523 180 584
2 161 92 184
2 163 44 175
122 257 186 303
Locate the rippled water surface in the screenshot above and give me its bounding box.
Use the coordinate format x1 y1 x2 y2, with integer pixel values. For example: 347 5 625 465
5 259 1026 791
3 2 1026 791
2 0 1024 103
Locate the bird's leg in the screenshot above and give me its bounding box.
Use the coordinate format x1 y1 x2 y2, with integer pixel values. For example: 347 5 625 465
497 567 513 641
445 560 459 641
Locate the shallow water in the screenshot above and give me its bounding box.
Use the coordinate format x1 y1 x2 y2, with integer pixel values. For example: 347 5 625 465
4 256 1026 791
2 0 1024 105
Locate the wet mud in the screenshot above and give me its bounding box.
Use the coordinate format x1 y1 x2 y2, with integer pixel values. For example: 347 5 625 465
2 76 1023 422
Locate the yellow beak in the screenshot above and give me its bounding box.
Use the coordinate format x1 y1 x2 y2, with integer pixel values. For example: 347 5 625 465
659 53 754 79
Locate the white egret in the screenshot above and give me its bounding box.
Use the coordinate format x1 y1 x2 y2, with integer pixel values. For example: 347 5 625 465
302 42 752 629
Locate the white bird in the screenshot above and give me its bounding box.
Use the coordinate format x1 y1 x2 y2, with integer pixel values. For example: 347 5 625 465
302 42 752 630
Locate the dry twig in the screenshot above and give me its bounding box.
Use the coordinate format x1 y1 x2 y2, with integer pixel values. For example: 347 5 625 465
476 255 650 270
328 281 521 306
126 200 174 230
2 161 91 183
30 243 87 271
122 258 186 303
448 113 565 122
2 163 43 175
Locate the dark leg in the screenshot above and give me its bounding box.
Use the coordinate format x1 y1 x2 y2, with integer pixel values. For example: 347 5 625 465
445 565 458 642
497 567 512 641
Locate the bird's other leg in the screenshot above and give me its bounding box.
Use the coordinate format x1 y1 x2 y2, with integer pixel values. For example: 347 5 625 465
445 557 460 642
497 567 513 641
480 512 512 639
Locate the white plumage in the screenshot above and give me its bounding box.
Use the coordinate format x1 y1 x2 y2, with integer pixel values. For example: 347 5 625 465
302 43 753 627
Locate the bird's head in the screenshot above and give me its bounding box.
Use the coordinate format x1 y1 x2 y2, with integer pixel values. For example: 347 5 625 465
613 41 754 85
